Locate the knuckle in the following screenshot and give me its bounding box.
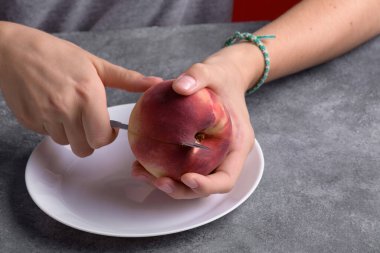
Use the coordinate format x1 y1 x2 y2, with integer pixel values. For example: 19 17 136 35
74 81 92 103
190 62 208 77
46 94 69 116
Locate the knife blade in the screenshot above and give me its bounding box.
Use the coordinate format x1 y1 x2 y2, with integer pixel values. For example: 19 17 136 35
110 120 128 130
110 120 210 150
181 142 211 150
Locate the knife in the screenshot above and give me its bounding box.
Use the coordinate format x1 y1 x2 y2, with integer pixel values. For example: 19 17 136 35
110 120 210 150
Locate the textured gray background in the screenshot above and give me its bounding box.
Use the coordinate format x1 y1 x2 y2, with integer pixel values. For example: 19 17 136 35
0 22 379 252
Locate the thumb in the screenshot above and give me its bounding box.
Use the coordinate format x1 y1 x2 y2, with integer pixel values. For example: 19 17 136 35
172 63 214 95
94 58 163 92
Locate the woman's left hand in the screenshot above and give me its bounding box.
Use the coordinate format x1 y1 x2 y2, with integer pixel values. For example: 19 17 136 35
132 43 262 199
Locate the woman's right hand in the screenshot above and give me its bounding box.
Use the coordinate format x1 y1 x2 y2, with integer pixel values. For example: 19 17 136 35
0 22 162 157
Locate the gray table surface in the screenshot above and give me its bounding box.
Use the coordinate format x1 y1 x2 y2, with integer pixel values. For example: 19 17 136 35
1 22 379 253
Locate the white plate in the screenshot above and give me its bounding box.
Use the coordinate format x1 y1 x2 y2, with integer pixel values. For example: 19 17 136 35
25 103 264 237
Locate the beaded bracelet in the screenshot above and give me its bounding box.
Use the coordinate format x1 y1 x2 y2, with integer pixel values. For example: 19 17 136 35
224 31 276 95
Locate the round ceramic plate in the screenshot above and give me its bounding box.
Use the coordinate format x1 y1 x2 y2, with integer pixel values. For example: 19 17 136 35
25 103 264 237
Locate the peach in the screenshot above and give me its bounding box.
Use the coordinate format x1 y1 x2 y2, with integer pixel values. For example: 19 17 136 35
128 80 232 181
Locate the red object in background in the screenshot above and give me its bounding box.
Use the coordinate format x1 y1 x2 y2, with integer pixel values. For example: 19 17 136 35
232 0 301 21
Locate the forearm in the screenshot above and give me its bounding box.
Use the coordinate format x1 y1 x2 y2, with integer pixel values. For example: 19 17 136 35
256 0 380 83
204 0 380 93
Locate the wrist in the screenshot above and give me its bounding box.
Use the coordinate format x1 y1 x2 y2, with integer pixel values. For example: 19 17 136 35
224 32 275 95
205 42 265 93
229 43 266 92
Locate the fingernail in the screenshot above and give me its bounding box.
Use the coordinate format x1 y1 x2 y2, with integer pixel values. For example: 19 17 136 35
183 178 198 189
175 75 196 91
158 184 173 194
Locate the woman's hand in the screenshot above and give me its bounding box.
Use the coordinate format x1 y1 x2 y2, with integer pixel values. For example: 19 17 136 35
0 22 162 157
132 43 262 199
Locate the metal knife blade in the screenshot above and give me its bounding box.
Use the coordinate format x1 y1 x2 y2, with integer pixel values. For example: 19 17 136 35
110 120 128 130
181 142 211 150
110 120 210 150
